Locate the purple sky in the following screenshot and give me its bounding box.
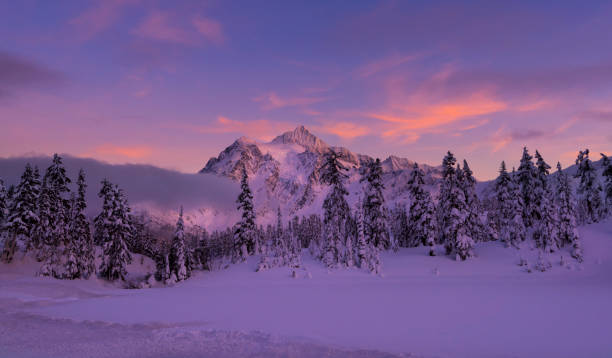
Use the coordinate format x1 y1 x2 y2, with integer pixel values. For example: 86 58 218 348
1 0 611 180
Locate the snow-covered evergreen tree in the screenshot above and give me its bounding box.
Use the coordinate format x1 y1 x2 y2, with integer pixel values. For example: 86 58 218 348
233 167 256 262
169 206 188 282
554 163 583 262
493 162 526 248
532 151 559 252
64 169 95 279
155 241 171 283
406 163 436 254
390 203 409 247
574 149 604 224
517 147 538 227
321 152 351 268
460 160 488 242
93 179 113 245
355 200 381 274
437 152 473 260
2 164 40 263
39 154 72 276
257 207 302 271
600 153 612 216
97 182 133 281
361 158 390 250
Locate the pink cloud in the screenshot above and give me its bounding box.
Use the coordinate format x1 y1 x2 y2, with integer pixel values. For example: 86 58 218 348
89 144 153 159
355 53 419 78
313 122 370 139
132 11 226 46
192 16 225 44
370 92 507 142
195 116 294 142
132 11 195 45
70 0 138 41
253 92 327 110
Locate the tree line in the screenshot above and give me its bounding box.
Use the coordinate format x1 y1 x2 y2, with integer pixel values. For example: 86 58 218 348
1 148 611 284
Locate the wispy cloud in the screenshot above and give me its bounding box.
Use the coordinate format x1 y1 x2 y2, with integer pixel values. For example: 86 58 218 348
132 11 226 46
313 122 370 139
132 11 195 45
253 92 327 110
192 15 225 44
370 92 507 142
69 0 138 41
90 144 153 159
355 53 419 78
194 116 294 142
0 52 65 98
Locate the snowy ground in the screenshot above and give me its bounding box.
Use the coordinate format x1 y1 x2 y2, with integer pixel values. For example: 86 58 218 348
1 222 612 358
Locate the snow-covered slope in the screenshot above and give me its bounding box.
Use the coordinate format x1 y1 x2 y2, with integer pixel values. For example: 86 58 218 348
2 221 611 358
200 125 442 221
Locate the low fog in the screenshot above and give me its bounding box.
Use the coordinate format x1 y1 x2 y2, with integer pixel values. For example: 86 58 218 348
0 155 239 217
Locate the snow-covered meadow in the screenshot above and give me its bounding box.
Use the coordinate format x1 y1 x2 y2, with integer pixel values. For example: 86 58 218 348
2 221 611 358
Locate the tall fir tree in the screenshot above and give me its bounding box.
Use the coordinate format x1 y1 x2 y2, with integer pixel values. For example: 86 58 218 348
437 152 473 260
406 163 436 254
533 151 559 252
574 149 604 224
97 183 133 281
600 153 612 216
390 203 409 247
355 199 381 273
93 179 113 245
460 160 488 242
517 147 538 227
494 162 526 248
233 167 256 262
554 163 583 262
64 169 95 279
39 154 72 277
2 164 41 263
361 158 390 250
169 206 188 282
321 152 351 268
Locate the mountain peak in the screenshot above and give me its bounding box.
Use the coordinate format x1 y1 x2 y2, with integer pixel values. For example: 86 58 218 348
270 125 328 153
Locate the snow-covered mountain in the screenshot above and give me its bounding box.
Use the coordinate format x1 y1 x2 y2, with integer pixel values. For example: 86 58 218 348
200 125 442 222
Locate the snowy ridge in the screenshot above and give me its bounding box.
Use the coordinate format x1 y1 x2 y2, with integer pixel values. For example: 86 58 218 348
200 125 442 223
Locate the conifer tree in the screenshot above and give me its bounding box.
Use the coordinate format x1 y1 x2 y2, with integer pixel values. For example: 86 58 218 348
517 147 538 227
64 169 95 279
574 149 604 224
321 152 351 268
554 163 583 261
155 242 171 283
39 154 71 276
494 162 526 248
361 158 390 250
355 200 381 273
234 167 256 262
2 164 40 263
406 163 436 254
390 203 409 247
600 153 612 216
169 206 188 282
97 182 133 281
533 151 559 252
460 160 488 242
437 152 473 260
93 179 113 245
